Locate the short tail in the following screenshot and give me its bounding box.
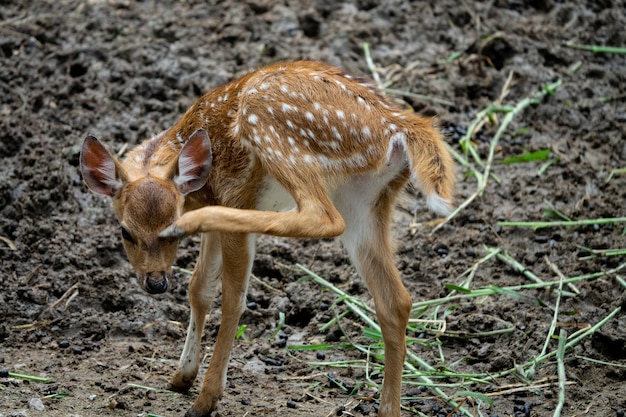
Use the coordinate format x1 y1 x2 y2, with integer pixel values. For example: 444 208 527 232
404 116 455 216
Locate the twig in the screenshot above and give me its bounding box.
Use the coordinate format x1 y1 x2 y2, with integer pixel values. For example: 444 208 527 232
545 256 580 295
40 283 79 317
0 236 16 250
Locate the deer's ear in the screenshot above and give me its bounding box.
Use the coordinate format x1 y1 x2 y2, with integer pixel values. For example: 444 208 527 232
80 136 127 196
175 129 212 195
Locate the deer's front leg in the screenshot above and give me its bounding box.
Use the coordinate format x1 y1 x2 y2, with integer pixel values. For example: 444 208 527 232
186 232 256 417
171 232 222 391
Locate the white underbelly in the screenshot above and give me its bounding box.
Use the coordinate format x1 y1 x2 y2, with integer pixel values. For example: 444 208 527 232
257 176 297 212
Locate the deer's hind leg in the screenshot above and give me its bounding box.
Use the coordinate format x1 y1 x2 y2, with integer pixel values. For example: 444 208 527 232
336 169 413 417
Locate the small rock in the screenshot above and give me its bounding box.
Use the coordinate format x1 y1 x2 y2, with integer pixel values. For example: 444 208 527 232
435 246 449 256
241 398 251 406
0 369 9 377
264 357 282 366
72 346 83 355
247 301 258 310
316 351 325 360
29 397 45 411
353 402 371 414
286 400 297 409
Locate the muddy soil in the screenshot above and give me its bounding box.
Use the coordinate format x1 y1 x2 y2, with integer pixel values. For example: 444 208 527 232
1 0 625 416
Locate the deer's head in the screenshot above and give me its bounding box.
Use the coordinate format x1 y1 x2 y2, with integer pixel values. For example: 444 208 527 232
79 129 212 294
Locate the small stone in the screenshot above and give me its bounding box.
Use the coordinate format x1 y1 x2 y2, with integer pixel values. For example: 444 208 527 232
535 235 548 243
29 397 45 411
247 301 258 310
72 346 83 355
316 351 325 360
353 402 371 414
58 340 70 349
0 369 9 377
320 302 329 311
264 357 282 366
286 400 297 409
241 398 251 405
435 246 449 256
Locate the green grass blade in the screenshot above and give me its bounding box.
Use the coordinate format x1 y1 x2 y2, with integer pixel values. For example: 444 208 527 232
6 372 52 383
499 217 626 230
566 43 626 54
500 148 550 164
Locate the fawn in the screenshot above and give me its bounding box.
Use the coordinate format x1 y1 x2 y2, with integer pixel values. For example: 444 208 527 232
80 60 454 417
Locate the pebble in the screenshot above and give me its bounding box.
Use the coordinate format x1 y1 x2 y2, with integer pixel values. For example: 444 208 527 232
316 351 325 360
264 357 282 366
28 397 45 411
320 302 330 311
246 301 257 310
286 400 297 409
353 402 371 414
72 346 83 355
616 409 624 417
534 235 548 243
241 398 251 405
435 246 449 256
0 369 9 377
58 340 70 349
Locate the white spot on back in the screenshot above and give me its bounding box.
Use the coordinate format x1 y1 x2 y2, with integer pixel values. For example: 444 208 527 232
305 111 315 122
282 103 297 113
248 114 258 125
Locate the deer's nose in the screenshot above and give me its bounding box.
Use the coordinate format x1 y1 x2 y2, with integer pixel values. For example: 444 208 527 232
144 272 169 294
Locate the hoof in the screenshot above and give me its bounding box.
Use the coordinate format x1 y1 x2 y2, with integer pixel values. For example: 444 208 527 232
185 407 213 417
168 382 192 393
169 370 197 392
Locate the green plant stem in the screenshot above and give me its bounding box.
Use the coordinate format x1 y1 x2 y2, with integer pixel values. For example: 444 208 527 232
553 329 567 417
498 217 626 230
566 43 626 54
6 372 52 383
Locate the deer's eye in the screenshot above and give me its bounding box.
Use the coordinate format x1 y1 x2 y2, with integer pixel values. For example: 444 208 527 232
121 227 136 245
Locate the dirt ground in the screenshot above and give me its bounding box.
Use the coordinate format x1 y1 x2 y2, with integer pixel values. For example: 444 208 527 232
1 0 625 416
